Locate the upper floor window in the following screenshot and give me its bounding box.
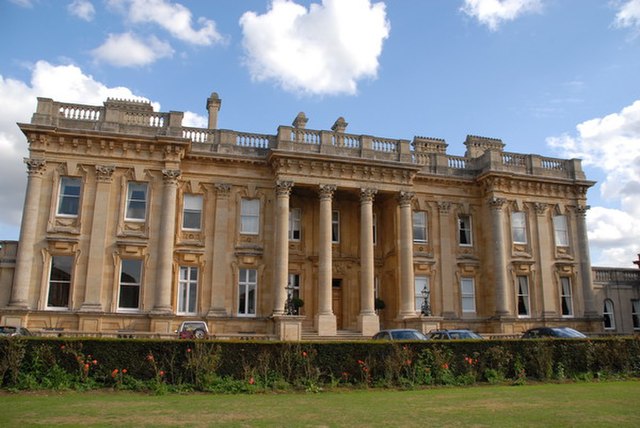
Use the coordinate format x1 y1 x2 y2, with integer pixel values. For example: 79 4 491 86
238 268 257 316
553 215 569 247
178 266 198 314
560 277 573 317
47 255 73 308
632 300 640 330
460 277 476 313
118 259 142 311
57 177 81 217
413 211 428 243
182 194 203 230
511 211 527 244
240 198 260 235
332 210 340 243
603 299 615 330
458 215 473 246
125 182 148 221
516 276 530 317
289 208 301 241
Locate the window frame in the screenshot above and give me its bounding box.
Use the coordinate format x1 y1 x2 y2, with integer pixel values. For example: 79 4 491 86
632 299 640 330
460 277 476 313
289 207 301 241
516 275 531 317
288 273 301 300
240 198 260 235
125 182 148 222
412 211 428 243
238 268 257 317
458 214 473 246
182 194 203 231
560 277 574 317
177 266 199 315
331 210 340 244
56 177 82 217
603 299 615 330
553 214 569 247
511 211 527 244
46 255 74 309
117 259 143 312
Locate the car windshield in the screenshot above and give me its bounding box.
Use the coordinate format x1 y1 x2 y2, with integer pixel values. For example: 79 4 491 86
0 326 17 334
391 330 426 340
554 328 586 338
449 331 482 339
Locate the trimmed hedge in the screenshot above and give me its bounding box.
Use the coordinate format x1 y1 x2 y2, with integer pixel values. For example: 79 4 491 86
1 336 639 392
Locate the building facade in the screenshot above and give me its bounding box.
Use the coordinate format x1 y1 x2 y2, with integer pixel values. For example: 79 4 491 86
0 93 604 338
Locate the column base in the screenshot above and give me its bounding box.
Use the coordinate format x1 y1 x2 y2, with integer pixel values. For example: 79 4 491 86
6 300 29 310
272 315 304 341
358 312 380 337
315 313 337 336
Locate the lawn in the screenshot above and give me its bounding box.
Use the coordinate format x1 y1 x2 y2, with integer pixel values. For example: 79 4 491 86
1 381 638 427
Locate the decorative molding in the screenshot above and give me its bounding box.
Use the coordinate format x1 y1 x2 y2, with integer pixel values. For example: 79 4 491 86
24 158 46 176
397 191 415 207
318 184 337 200
360 187 377 203
162 169 181 184
215 183 231 198
533 202 548 215
437 201 451 214
95 165 115 182
275 180 294 197
488 197 507 210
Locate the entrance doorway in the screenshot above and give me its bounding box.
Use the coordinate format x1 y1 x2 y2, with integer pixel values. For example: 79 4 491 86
332 279 342 329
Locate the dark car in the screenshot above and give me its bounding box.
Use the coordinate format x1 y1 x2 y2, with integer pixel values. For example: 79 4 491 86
0 326 32 337
521 327 587 339
425 329 484 340
372 329 428 340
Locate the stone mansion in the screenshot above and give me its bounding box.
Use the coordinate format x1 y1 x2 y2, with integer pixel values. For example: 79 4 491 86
0 92 620 339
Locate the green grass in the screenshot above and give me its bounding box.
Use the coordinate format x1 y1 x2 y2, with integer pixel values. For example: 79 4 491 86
1 381 639 427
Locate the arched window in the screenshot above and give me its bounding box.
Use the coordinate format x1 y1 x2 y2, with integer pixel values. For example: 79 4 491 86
603 299 615 330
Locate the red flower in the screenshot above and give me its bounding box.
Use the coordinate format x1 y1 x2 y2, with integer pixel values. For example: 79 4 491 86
302 351 308 357
60 345 65 350
159 370 165 377
186 348 192 353
405 359 412 366
92 360 98 365
146 354 154 362
442 363 449 370
122 369 128 374
249 377 255 385
111 369 119 378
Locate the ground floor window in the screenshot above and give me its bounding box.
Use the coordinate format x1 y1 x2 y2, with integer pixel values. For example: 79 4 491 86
238 268 257 316
560 277 573 317
118 259 142 310
461 277 476 313
47 255 73 308
178 266 198 314
516 276 530 317
414 276 429 313
603 299 615 330
632 300 640 330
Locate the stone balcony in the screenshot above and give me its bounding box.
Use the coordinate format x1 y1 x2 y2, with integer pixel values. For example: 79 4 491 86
28 97 587 181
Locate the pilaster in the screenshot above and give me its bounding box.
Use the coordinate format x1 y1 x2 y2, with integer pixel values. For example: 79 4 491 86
397 191 416 319
358 187 379 336
316 184 337 336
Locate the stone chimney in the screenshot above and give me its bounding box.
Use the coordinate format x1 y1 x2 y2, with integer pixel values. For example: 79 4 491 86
206 92 222 129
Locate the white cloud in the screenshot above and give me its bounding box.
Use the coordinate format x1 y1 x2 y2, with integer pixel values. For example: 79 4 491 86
460 0 543 31
0 61 158 238
108 0 224 46
68 0 96 21
614 0 640 29
182 111 207 128
92 32 174 67
547 100 640 267
9 0 33 7
239 0 390 96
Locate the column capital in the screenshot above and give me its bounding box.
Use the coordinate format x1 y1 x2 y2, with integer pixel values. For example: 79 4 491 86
437 201 451 214
24 158 46 176
276 180 294 196
533 202 548 215
397 191 415 207
488 197 507 210
215 182 231 197
162 169 181 184
360 187 377 203
319 184 337 200
574 204 590 217
95 165 115 182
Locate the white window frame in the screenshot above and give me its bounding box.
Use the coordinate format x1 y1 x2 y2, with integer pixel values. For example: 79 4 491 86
182 194 203 231
289 208 301 241
125 182 148 222
458 215 473 246
288 273 301 300
47 255 73 309
415 276 429 313
603 299 615 330
56 177 82 217
560 277 573 317
118 259 143 312
516 276 530 317
238 268 257 316
178 266 198 315
332 210 340 243
240 198 260 235
632 299 640 330
413 211 428 243
553 215 569 247
460 277 476 313
511 211 527 244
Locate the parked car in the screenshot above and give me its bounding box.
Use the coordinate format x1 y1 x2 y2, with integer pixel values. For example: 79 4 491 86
521 327 587 339
0 326 32 337
176 321 209 339
372 329 428 340
425 329 484 340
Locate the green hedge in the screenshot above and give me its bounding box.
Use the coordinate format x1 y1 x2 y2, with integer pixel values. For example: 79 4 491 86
1 336 639 392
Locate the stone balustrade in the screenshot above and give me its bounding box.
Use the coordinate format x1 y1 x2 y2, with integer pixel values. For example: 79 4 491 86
28 97 587 181
592 267 640 284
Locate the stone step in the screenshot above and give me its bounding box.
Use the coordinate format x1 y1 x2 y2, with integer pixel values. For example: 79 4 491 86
301 329 371 341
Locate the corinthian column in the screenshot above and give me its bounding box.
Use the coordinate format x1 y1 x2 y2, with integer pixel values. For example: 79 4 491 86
273 180 293 315
398 191 416 318
9 158 46 309
316 184 337 336
358 188 379 335
153 169 180 313
80 165 115 311
489 197 509 316
575 205 597 317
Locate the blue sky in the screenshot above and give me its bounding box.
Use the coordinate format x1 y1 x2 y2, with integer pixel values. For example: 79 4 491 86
1 0 639 267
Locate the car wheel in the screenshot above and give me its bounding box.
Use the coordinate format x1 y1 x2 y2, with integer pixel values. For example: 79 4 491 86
194 329 206 339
